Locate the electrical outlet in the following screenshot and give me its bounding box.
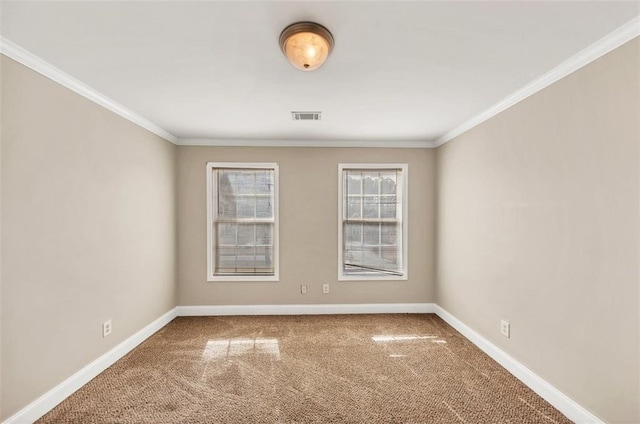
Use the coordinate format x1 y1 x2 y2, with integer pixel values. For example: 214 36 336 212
500 320 510 338
103 320 112 338
301 284 307 294
323 284 330 294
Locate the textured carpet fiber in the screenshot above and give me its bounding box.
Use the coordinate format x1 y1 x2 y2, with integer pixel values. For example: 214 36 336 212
39 314 572 423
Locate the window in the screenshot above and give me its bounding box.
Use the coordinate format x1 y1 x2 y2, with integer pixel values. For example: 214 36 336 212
338 164 408 280
207 163 278 281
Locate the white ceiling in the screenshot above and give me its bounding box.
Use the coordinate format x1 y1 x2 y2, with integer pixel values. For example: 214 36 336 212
2 1 639 143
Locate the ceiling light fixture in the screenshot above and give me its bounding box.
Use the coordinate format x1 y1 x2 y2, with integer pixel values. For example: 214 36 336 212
279 22 334 71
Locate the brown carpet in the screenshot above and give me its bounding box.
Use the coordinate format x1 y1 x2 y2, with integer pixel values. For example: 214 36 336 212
38 314 572 423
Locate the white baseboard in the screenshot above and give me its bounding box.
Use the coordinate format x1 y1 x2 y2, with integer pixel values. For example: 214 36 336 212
4 303 602 424
433 305 604 424
176 303 435 316
3 308 178 424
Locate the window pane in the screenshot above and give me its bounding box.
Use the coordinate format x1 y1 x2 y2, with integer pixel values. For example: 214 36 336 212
363 196 379 219
236 196 255 218
381 246 399 266
216 246 238 271
346 172 361 194
217 223 237 246
254 246 273 269
346 196 362 219
237 224 255 246
256 197 273 218
218 172 236 218
236 172 255 195
381 223 399 245
255 171 272 194
235 246 257 269
218 169 276 219
363 172 379 195
219 171 237 191
256 224 273 246
363 223 380 245
380 195 397 218
345 223 362 245
344 249 363 266
380 172 397 194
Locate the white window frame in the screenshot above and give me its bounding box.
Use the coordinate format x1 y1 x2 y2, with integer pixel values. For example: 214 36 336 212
338 163 408 281
206 162 279 282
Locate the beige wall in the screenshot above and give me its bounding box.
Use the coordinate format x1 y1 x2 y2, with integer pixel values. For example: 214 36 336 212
0 51 3 420
436 38 639 423
178 147 436 306
1 56 178 419
1 31 636 424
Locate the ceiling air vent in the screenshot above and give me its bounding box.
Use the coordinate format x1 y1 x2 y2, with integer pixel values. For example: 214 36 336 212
292 111 321 121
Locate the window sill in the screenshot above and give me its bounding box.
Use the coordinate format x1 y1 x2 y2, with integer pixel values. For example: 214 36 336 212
338 274 408 282
208 275 279 282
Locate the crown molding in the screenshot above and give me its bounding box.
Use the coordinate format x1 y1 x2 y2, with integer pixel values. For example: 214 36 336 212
435 16 640 147
178 137 437 148
0 37 179 144
0 36 434 149
4 11 637 151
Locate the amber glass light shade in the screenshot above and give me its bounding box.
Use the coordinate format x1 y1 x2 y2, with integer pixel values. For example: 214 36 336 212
279 22 334 71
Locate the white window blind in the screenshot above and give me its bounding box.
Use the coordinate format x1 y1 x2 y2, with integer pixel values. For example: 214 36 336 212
207 163 278 281
339 165 407 280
